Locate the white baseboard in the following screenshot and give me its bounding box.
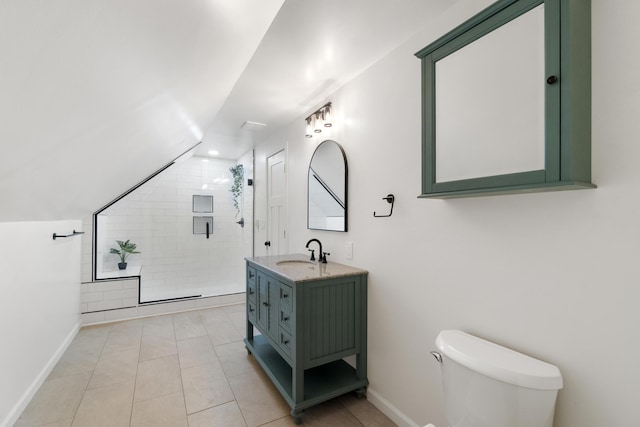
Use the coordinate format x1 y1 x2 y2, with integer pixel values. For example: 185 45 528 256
1 322 80 427
367 387 421 427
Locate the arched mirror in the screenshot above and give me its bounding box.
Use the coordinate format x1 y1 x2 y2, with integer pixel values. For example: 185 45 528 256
308 140 347 232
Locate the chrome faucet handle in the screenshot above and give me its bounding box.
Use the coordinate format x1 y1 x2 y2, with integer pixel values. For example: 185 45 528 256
308 249 315 261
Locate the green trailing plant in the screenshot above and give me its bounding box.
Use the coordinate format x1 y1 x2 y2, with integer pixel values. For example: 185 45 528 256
109 240 140 264
229 164 244 217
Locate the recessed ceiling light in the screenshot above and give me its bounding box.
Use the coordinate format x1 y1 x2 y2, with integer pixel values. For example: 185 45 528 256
208 150 219 156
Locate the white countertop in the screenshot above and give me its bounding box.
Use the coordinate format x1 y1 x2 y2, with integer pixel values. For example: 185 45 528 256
246 254 367 283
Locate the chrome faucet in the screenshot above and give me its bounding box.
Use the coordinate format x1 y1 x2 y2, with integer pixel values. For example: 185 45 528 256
305 238 330 263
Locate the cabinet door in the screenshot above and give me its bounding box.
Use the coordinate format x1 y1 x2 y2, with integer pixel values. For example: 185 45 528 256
256 272 270 333
415 0 593 198
247 266 257 303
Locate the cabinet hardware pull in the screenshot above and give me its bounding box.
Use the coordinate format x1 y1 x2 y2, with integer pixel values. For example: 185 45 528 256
249 307 254 312
263 302 269 307
283 316 289 321
249 289 254 294
546 75 558 84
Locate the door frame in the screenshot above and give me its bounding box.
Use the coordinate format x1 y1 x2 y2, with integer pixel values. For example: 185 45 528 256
266 148 288 256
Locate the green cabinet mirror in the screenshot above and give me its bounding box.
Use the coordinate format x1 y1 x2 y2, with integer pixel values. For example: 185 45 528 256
415 0 594 198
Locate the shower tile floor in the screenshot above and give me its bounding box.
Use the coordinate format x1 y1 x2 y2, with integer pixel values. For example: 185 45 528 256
15 303 396 427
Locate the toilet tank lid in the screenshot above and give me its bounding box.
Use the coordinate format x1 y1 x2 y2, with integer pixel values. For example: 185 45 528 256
436 330 563 390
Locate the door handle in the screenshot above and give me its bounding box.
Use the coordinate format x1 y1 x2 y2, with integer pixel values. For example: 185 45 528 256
264 241 271 247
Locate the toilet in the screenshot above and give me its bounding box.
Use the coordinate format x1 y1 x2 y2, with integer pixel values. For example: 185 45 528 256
426 330 563 427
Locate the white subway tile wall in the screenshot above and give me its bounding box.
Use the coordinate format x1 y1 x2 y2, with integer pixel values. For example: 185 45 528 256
78 154 252 324
79 293 245 324
80 280 139 313
94 156 252 302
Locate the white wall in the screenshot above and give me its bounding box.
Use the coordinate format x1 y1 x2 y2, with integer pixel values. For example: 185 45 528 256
0 220 82 427
254 1 640 426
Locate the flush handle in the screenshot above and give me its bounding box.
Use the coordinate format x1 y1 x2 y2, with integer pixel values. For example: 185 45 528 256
430 351 442 363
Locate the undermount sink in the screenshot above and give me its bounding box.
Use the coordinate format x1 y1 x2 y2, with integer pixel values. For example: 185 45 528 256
276 259 315 266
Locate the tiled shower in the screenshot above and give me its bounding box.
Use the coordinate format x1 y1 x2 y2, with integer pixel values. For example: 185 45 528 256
94 153 253 303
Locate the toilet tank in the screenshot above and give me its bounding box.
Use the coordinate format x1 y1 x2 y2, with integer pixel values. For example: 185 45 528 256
435 330 563 427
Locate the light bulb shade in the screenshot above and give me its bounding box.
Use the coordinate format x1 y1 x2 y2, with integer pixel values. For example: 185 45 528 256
323 106 332 127
314 112 323 132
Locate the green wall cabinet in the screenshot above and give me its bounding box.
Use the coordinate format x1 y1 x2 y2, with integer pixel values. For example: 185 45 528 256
415 0 594 198
245 256 368 424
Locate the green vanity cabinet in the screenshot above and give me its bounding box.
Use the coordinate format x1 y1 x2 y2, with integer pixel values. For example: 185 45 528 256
244 255 368 424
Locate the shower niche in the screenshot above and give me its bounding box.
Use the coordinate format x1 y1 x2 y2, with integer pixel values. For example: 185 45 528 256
192 195 213 213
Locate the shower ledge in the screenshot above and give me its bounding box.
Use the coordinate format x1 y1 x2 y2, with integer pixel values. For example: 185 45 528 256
99 265 142 280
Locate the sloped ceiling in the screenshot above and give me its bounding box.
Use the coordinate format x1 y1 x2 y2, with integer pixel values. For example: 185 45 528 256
198 0 454 160
0 0 284 221
0 0 454 222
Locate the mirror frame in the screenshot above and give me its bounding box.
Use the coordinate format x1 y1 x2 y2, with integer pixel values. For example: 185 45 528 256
415 0 594 198
307 140 348 232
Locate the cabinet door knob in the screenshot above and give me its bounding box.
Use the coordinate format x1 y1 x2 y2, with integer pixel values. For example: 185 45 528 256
546 75 558 84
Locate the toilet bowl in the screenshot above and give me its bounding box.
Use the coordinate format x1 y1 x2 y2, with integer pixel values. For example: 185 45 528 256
426 330 562 427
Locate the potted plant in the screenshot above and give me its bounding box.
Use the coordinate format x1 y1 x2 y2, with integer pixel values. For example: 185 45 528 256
229 164 244 218
110 239 140 270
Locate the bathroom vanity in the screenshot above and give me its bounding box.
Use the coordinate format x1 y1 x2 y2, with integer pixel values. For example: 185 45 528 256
244 254 368 424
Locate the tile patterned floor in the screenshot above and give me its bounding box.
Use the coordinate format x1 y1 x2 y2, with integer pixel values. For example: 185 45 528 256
15 303 396 427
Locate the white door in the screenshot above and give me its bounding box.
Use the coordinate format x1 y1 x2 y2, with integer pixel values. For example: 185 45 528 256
267 150 287 255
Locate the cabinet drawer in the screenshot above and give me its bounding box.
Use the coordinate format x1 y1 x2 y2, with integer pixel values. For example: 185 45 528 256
279 309 292 332
279 283 292 311
247 266 257 284
278 328 292 357
247 301 256 323
247 281 256 303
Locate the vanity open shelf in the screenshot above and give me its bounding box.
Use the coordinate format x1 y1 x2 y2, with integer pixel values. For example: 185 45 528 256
244 254 368 424
245 335 365 409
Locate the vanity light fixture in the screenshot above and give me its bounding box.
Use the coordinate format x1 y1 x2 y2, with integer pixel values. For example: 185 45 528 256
305 102 332 137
